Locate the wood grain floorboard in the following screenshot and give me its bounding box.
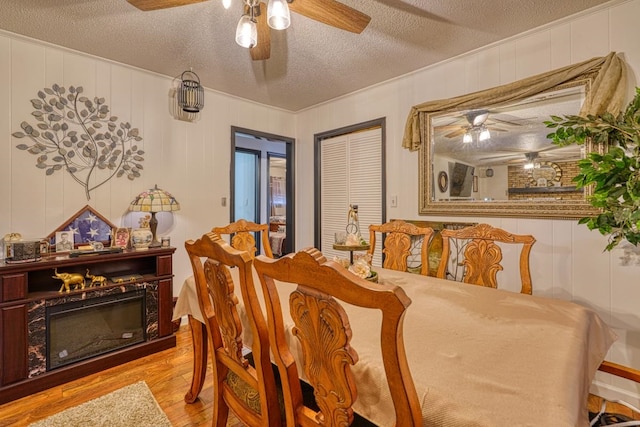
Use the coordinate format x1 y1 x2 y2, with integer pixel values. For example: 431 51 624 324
0 324 636 426
0 325 243 427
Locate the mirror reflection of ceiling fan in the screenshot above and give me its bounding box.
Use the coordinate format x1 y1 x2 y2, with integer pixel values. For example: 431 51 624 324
126 0 371 61
479 144 581 166
438 109 528 142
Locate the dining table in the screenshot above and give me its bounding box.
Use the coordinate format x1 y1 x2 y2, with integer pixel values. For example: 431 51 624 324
173 264 616 426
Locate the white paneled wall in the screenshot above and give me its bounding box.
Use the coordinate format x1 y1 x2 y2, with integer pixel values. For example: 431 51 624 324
0 31 296 298
295 0 640 404
1 0 640 406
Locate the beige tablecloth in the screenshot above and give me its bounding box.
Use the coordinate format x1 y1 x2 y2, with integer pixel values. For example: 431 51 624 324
174 268 616 427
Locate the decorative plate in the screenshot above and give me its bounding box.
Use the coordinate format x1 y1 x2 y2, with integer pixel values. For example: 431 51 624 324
438 171 448 192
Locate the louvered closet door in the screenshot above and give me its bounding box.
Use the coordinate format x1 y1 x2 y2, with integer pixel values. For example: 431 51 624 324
320 128 383 267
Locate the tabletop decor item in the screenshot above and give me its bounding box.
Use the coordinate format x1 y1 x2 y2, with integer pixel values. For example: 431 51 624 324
3 237 45 263
55 231 74 253
342 204 368 247
130 215 153 250
129 184 181 247
333 204 376 281
545 87 640 250
85 269 108 287
348 253 378 283
45 205 116 251
12 84 145 200
2 232 22 259
112 227 131 249
346 204 362 240
333 204 370 264
52 268 86 293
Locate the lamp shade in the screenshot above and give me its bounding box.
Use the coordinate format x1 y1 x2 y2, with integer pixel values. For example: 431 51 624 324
236 13 257 48
129 184 180 213
267 0 290 30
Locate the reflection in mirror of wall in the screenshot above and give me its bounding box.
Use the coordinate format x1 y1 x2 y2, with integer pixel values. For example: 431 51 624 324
421 80 602 218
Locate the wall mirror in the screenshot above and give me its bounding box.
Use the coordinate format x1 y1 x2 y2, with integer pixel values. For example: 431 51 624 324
419 77 603 218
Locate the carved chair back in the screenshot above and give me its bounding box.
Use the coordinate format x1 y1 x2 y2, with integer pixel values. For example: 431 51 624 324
212 219 274 259
368 220 434 275
253 248 422 427
185 232 281 426
436 223 536 294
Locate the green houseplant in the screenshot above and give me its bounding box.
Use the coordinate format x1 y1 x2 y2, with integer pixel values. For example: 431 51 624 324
545 87 640 250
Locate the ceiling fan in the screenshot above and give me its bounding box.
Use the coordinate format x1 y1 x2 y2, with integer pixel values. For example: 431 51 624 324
478 144 580 166
438 109 525 140
126 0 371 61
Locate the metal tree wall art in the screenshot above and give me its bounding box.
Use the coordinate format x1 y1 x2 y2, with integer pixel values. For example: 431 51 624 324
12 84 145 200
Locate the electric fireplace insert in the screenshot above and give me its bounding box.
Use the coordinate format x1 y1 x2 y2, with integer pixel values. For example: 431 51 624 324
46 289 146 370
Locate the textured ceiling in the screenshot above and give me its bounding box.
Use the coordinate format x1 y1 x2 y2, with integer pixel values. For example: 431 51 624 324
0 0 613 111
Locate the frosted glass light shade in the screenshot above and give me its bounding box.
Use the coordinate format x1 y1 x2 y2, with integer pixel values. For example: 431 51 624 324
267 0 290 30
236 14 257 48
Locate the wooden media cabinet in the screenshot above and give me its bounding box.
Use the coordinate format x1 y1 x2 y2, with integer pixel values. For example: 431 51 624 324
0 247 176 404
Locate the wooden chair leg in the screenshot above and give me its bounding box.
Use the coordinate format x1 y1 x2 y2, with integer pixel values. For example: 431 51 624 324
184 315 208 403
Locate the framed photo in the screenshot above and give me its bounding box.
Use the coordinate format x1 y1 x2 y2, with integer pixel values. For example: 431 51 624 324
473 175 478 193
112 227 131 249
46 205 116 251
55 231 75 253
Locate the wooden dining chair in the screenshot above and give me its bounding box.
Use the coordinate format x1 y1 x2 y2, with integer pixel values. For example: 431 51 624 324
436 223 536 294
253 248 423 427
368 219 434 275
212 218 274 258
185 232 282 427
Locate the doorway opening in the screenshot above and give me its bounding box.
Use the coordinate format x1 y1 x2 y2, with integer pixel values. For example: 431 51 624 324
231 127 295 257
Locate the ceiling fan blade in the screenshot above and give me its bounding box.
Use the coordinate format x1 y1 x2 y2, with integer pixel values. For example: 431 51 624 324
126 0 208 11
444 128 467 138
538 143 568 153
437 124 465 131
487 126 508 132
490 117 526 126
250 2 271 60
289 0 371 33
480 153 523 161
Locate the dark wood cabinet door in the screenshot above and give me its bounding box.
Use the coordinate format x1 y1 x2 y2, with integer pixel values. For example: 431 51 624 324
0 304 28 385
0 273 27 302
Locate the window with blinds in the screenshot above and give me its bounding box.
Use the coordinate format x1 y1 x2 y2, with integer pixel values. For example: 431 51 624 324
318 126 384 267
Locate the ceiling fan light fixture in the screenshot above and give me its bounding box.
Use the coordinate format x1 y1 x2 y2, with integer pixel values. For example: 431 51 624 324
479 127 491 141
236 13 257 48
222 0 232 9
523 162 535 170
463 132 473 143
267 0 290 30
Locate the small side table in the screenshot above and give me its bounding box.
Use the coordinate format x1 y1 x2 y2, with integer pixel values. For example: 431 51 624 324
333 243 371 265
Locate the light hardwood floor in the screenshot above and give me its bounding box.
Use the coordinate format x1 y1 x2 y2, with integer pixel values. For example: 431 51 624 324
0 324 242 427
0 324 637 426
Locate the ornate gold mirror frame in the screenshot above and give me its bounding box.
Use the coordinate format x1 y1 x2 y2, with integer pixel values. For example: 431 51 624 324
404 52 628 219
